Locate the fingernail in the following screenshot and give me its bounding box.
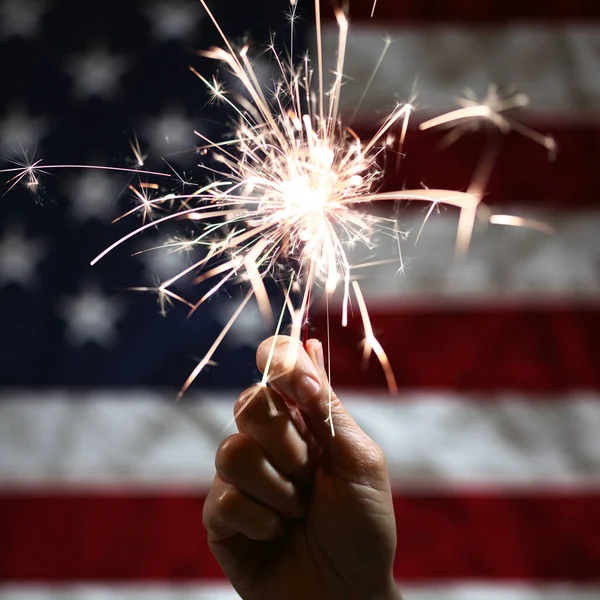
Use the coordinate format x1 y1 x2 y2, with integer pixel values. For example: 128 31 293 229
295 372 321 403
314 341 325 371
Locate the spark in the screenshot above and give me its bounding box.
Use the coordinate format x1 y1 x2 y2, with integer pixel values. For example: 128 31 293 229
420 85 557 160
489 214 555 235
352 280 397 393
122 184 168 224
3 156 46 194
350 36 394 125
129 134 147 167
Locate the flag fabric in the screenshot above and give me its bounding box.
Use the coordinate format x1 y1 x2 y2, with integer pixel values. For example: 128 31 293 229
1 0 599 599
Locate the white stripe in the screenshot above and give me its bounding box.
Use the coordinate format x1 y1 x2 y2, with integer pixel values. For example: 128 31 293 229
1 391 599 489
2 584 600 600
0 586 237 600
337 211 600 303
316 25 600 115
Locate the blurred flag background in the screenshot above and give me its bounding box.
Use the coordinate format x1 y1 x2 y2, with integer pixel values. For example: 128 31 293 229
1 0 599 598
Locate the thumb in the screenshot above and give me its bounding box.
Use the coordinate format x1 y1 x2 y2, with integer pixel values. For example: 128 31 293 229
257 336 387 484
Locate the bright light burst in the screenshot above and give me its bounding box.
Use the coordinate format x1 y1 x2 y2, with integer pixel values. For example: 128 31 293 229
91 0 480 404
2 0 554 427
420 85 557 158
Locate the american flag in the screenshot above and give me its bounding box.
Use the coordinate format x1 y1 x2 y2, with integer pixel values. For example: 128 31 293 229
1 0 599 598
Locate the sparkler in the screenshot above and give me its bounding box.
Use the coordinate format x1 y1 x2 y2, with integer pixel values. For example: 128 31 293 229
1 0 554 430
89 0 477 407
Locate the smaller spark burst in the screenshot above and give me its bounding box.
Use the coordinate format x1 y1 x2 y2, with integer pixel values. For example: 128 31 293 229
418 85 556 254
3 156 45 195
420 85 557 159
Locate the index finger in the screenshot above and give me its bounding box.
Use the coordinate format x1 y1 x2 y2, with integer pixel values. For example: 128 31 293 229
256 336 369 460
234 385 315 483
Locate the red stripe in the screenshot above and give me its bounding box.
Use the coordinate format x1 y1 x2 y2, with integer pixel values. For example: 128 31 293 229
0 492 598 581
365 123 600 208
337 0 600 22
312 305 600 391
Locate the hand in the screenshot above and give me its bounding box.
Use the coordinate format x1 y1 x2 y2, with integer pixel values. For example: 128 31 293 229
203 336 401 600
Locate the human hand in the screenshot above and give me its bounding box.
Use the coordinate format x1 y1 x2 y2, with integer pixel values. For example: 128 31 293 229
203 336 401 600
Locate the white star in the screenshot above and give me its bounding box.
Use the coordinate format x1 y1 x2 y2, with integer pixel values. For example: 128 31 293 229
0 226 44 287
0 107 46 156
146 1 203 41
138 237 196 282
60 286 124 347
144 109 196 154
215 301 268 348
66 48 129 99
0 0 47 40
67 170 121 222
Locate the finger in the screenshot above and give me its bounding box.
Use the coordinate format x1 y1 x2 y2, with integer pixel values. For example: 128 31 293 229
215 433 306 519
234 385 315 483
203 475 285 542
256 335 360 445
256 336 387 484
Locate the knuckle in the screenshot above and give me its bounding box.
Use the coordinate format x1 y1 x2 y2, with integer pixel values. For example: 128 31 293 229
257 337 282 368
201 495 212 529
234 386 273 424
234 388 257 417
264 514 284 537
204 485 240 531
363 443 387 472
257 336 297 371
256 336 274 357
202 481 235 530
251 510 284 541
215 434 253 477
283 447 309 478
215 484 239 516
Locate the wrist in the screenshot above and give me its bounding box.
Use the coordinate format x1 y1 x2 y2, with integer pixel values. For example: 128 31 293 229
380 578 402 600
331 578 401 600
355 577 401 600
364 574 402 600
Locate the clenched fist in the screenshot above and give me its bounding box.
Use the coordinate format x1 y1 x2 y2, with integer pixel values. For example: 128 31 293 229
203 336 401 600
